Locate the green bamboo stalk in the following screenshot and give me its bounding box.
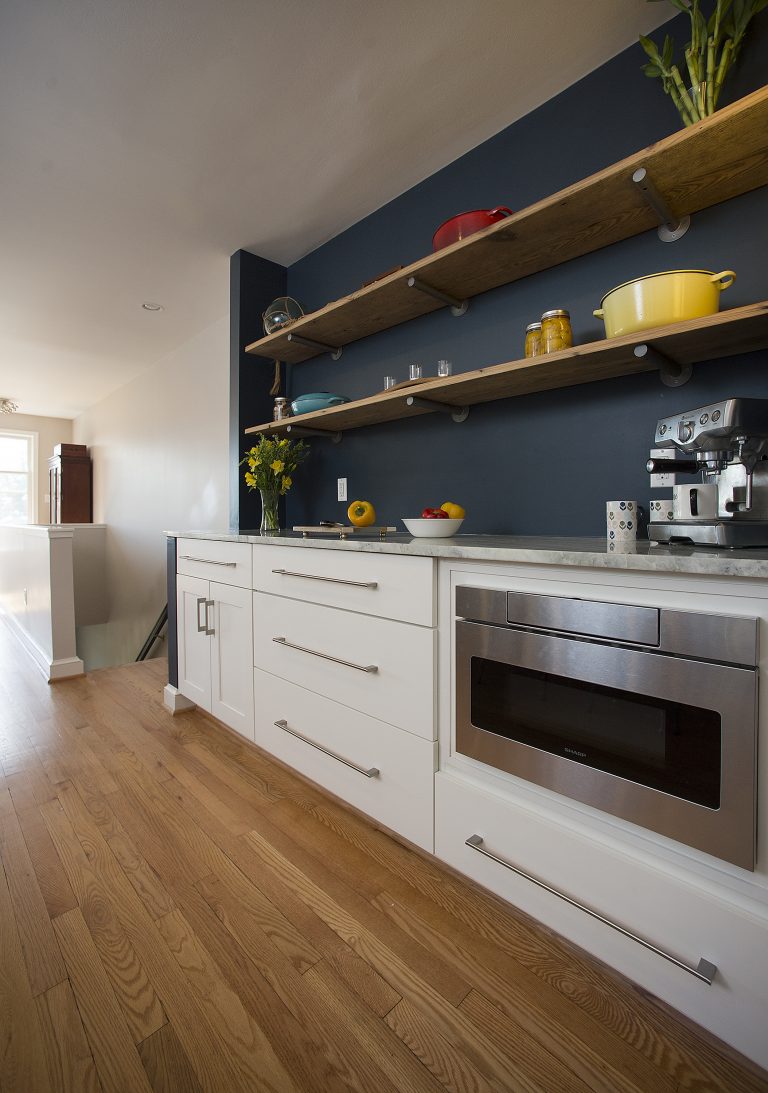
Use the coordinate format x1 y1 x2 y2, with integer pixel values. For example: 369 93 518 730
672 64 701 121
714 37 733 105
706 35 715 114
667 78 698 126
685 48 705 115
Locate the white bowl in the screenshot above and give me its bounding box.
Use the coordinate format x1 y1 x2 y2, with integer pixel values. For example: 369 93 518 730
401 517 464 538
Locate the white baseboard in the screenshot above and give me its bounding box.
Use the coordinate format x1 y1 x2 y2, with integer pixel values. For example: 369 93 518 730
1 611 84 681
163 684 196 714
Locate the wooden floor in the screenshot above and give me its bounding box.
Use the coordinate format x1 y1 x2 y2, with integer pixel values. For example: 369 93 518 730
1 623 767 1093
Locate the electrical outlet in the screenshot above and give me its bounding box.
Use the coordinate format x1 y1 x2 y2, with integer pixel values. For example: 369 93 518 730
337 477 347 502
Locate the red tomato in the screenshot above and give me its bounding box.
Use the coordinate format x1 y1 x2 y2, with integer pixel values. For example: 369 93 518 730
421 507 449 519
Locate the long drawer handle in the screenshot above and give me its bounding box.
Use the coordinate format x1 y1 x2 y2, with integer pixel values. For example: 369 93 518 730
464 835 717 985
275 720 379 777
272 568 378 589
272 636 378 673
205 599 215 637
179 555 237 567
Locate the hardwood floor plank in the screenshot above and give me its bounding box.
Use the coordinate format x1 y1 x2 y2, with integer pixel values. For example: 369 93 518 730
35 978 103 1093
41 793 168 1044
52 908 154 1093
0 857 53 1092
138 1024 203 1093
15 804 78 919
154 907 297 1093
0 810 67 996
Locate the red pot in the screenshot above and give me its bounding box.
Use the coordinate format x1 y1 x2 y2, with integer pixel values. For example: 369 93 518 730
432 206 513 252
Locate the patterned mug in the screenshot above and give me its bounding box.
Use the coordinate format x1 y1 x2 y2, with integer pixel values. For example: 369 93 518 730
650 498 674 523
606 500 638 541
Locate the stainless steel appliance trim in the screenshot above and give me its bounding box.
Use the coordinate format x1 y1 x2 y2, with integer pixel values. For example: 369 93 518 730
196 597 207 633
456 619 757 869
272 636 378 673
274 719 379 777
456 587 758 665
205 600 215 637
179 555 238 567
506 592 659 645
271 568 378 589
464 835 717 984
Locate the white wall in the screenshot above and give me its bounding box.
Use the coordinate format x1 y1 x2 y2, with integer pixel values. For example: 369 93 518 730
3 412 73 522
73 315 230 667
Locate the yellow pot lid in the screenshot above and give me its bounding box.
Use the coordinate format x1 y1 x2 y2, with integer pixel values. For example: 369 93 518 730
600 270 717 306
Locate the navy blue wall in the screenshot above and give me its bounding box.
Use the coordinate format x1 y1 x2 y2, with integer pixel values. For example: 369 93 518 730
259 14 768 536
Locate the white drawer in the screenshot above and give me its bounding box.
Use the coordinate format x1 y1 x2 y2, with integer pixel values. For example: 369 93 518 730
252 545 435 626
253 592 436 739
177 537 252 588
254 668 436 850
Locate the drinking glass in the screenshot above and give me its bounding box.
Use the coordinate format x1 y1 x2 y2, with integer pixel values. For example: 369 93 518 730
437 359 452 377
409 363 422 381
383 375 396 390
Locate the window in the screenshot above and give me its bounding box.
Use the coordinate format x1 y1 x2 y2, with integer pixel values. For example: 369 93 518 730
0 430 37 525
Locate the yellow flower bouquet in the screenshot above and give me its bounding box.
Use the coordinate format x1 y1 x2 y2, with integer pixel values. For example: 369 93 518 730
241 435 308 533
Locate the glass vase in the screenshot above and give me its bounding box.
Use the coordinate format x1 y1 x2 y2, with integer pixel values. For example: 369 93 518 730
259 488 281 534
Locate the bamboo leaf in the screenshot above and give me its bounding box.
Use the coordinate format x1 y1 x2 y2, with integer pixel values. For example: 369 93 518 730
663 33 674 66
639 34 662 61
642 63 663 76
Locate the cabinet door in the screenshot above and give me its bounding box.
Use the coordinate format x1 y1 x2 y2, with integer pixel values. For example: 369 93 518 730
177 573 212 710
210 581 254 741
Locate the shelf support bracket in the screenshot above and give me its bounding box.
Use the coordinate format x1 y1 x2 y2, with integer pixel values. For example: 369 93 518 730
286 333 343 360
407 276 468 316
634 343 692 388
283 424 342 443
632 167 690 242
405 394 469 423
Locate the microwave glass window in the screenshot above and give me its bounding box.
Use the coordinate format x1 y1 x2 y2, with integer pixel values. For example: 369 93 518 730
470 657 721 808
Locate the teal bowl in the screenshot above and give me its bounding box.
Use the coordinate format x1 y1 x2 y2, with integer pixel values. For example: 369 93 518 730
290 392 350 415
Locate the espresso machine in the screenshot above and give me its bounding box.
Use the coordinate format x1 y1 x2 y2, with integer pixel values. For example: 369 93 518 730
647 397 768 547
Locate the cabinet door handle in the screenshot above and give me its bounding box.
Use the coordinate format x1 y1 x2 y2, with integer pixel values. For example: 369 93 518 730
271 568 378 589
464 835 717 985
196 597 208 633
179 555 237 567
205 600 215 636
272 636 378 673
274 720 379 778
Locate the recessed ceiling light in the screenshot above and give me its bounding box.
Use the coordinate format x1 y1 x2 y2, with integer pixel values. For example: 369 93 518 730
141 302 164 312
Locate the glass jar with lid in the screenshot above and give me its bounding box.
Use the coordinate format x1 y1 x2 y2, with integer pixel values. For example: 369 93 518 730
540 309 573 353
273 397 291 421
524 322 542 358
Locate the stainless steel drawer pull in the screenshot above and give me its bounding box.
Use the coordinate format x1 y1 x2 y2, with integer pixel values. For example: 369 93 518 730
271 568 378 589
179 555 237 567
272 636 378 673
275 720 379 777
205 599 215 637
465 835 717 985
196 597 207 633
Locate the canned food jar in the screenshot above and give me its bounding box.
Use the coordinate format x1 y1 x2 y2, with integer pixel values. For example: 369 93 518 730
540 309 573 353
524 322 542 358
273 397 291 421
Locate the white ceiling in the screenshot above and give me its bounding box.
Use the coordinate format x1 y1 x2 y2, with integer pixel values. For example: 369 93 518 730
0 0 669 419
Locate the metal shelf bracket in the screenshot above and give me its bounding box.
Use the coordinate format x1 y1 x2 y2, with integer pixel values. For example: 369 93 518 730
634 343 692 387
284 424 342 443
405 394 469 423
286 333 343 360
407 275 469 316
632 166 691 242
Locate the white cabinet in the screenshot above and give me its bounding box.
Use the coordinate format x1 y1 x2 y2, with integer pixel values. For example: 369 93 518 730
176 573 254 741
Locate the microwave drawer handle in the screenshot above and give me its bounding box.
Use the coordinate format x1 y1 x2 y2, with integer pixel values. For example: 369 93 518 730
274 720 379 778
179 555 237 567
272 636 378 673
272 568 378 589
464 835 717 985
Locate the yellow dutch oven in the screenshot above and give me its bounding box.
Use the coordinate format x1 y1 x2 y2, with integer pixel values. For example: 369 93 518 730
593 269 736 338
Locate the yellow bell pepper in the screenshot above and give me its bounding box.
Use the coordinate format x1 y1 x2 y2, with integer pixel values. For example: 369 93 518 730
348 500 376 527
440 501 466 519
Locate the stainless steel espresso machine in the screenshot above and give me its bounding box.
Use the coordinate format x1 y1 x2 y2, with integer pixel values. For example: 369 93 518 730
647 397 768 547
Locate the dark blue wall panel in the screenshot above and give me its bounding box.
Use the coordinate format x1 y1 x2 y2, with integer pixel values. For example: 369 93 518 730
263 14 768 536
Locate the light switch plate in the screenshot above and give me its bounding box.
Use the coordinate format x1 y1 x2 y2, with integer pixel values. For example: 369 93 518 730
337 478 347 502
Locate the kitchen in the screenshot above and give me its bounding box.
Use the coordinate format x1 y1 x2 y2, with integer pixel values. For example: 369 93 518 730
4 1 768 1089
168 2 768 1080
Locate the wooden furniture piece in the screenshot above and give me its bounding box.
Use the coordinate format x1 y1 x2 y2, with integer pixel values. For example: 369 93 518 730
244 85 768 365
245 300 768 439
48 443 92 524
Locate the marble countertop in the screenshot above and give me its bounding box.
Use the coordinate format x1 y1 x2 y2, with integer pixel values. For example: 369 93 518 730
166 529 768 578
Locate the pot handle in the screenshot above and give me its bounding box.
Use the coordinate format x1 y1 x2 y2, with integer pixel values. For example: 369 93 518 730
488 206 514 218
711 270 736 291
593 309 604 319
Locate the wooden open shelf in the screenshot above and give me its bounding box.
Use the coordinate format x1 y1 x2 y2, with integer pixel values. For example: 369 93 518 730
245 301 768 438
245 86 768 365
